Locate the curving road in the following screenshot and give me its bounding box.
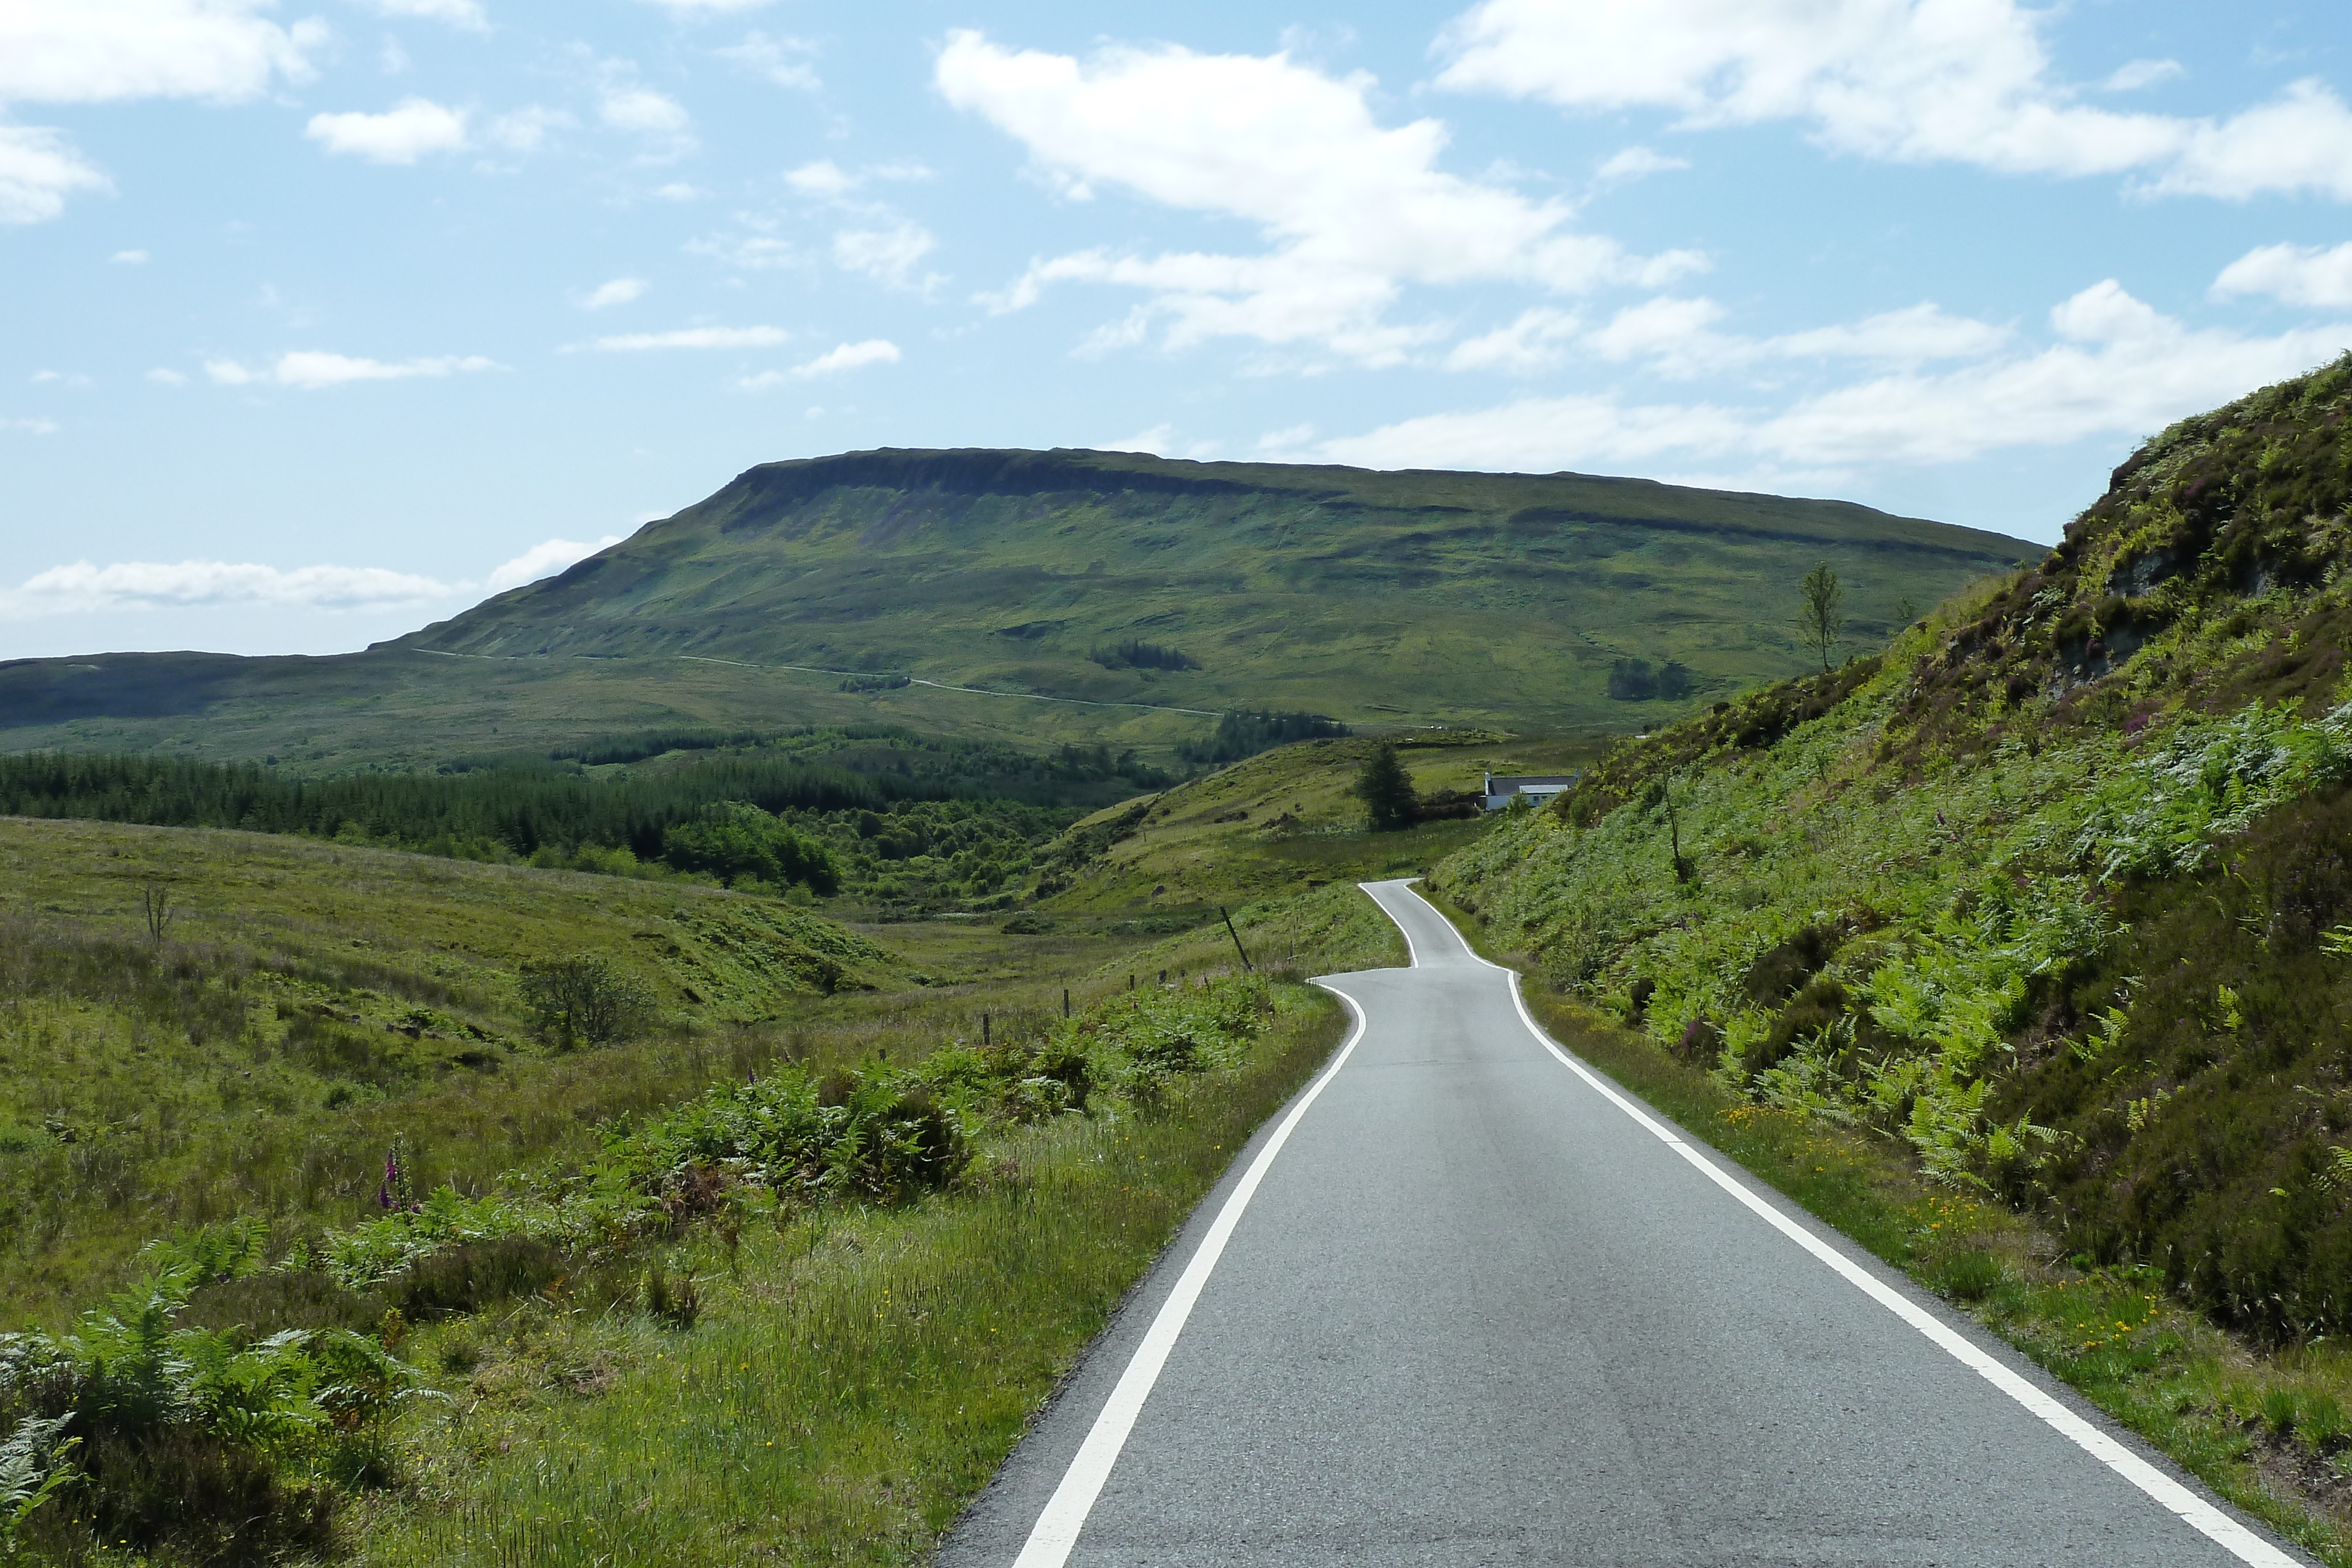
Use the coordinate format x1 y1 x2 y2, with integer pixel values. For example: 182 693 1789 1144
940 880 2306 1567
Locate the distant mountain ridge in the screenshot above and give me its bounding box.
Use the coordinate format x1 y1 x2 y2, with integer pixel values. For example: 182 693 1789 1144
386 447 2034 733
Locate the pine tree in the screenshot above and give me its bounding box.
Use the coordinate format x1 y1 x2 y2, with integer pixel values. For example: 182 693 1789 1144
1352 743 1418 832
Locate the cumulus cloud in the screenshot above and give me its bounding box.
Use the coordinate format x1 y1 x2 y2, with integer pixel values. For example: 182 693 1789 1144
573 324 790 352
1436 0 2352 200
718 31 818 90
111 248 148 264
2104 59 2184 93
9 560 456 615
305 99 469 163
1445 306 1581 373
2214 242 2352 309
833 223 937 290
684 232 797 270
485 106 569 154
0 0 321 105
205 351 499 388
0 126 109 225
2 535 630 619
736 339 900 389
146 368 187 385
1593 145 1688 187
600 85 689 136
1304 282 2352 476
1 417 61 436
359 0 486 29
936 31 1699 366
483 535 623 591
0 0 323 222
575 276 648 310
1581 296 2012 378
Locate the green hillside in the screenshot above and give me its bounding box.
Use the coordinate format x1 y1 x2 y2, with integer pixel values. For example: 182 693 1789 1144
0 450 2032 768
1434 356 2352 1342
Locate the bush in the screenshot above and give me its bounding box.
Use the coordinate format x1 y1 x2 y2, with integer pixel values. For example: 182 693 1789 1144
0 1273 430 1563
517 952 656 1050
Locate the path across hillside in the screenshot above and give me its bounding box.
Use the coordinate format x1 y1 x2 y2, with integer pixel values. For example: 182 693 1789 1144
939 881 2307 1567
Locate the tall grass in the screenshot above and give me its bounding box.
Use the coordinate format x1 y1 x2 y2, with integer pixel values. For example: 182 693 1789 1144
350 991 1348 1567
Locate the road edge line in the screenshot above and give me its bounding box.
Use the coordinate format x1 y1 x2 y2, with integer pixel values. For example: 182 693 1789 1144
1008 984 1375 1567
1371 879 2302 1568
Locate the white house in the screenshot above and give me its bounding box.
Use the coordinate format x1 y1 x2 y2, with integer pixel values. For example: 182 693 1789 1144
1482 772 1579 811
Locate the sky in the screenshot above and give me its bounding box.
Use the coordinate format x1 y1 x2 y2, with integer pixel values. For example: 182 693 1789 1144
4 0 2351 659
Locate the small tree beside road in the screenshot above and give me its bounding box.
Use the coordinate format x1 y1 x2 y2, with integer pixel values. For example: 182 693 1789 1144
1353 743 1419 832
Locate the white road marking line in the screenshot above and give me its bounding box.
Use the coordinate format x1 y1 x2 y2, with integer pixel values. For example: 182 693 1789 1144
1365 879 2303 1568
1009 985 1375 1567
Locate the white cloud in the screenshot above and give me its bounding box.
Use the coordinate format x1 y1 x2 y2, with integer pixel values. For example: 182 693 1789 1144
1436 0 2352 200
685 232 798 270
110 248 149 264
1304 282 2352 476
2214 241 2352 309
833 223 937 290
2 533 634 620
1101 422 1172 454
653 180 700 201
205 351 499 388
0 126 110 225
636 0 773 11
937 31 1700 366
576 276 648 310
0 0 321 105
484 535 622 591
1593 145 1688 187
1255 422 1316 452
1576 295 2010 379
2104 59 2184 93
784 158 856 198
600 85 689 136
574 325 790 351
1 417 60 436
6 560 456 616
305 99 470 163
736 339 901 388
0 0 324 223
360 0 486 29
718 31 818 91
146 368 188 385
486 106 569 153
1445 306 1581 373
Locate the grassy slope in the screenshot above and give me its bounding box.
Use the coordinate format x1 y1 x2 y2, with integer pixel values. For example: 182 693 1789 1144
1426 356 2352 1548
0 803 1410 1567
0 450 2033 768
1033 728 1608 916
0 817 901 1327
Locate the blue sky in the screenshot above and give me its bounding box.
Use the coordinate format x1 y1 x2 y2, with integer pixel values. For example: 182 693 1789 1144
4 0 2350 658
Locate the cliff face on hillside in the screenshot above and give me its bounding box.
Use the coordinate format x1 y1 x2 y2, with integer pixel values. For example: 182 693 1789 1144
387 449 2033 734
1436 355 2352 1339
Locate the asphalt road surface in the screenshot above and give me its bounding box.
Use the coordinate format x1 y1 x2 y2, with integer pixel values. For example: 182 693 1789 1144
940 880 2307 1567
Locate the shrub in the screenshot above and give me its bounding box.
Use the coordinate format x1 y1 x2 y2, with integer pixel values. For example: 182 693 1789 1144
517 952 656 1050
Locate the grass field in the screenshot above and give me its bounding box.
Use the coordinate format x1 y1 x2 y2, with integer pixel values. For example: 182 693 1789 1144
1035 728 1609 915
0 800 1407 1566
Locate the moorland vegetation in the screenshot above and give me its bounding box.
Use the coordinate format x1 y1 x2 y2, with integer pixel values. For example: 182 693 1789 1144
0 449 2034 771
1428 355 2352 1549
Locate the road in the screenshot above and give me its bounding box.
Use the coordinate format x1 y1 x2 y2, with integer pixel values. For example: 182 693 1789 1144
940 880 2306 1567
